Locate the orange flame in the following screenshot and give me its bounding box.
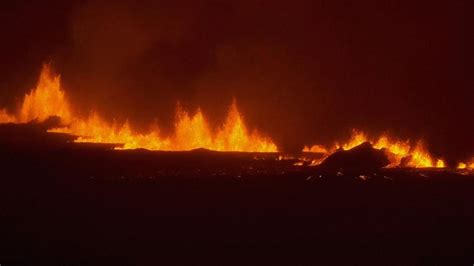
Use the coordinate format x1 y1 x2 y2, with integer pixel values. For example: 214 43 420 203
304 129 445 168
302 144 328 154
18 65 72 123
337 130 368 150
435 159 445 169
457 159 474 170
0 64 277 152
0 108 16 123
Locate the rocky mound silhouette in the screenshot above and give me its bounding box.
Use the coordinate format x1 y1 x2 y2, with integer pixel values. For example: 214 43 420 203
318 142 390 173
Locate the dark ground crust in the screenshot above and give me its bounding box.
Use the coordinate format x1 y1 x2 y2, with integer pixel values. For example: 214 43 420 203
0 124 473 265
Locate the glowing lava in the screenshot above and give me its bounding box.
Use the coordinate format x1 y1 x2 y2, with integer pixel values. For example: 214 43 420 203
304 130 445 168
19 66 72 123
457 159 474 170
0 108 15 123
0 64 277 152
302 144 328 154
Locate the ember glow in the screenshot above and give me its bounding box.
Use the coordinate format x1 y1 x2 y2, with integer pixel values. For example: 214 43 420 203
0 64 277 152
304 130 446 168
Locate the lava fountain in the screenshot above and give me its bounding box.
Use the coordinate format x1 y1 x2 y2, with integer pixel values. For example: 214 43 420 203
0 64 278 152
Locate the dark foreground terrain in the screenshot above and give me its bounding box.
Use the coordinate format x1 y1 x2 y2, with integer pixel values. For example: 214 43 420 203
0 124 473 265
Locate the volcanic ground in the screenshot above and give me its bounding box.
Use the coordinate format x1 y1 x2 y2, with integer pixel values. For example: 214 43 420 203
0 123 473 265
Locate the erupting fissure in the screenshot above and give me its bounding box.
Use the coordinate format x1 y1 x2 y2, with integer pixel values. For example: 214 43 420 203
0 64 277 152
0 64 470 168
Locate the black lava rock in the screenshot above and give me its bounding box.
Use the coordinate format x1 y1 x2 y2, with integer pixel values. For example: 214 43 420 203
318 142 390 173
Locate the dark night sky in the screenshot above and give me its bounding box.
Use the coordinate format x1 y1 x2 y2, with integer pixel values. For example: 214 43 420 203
0 0 472 161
